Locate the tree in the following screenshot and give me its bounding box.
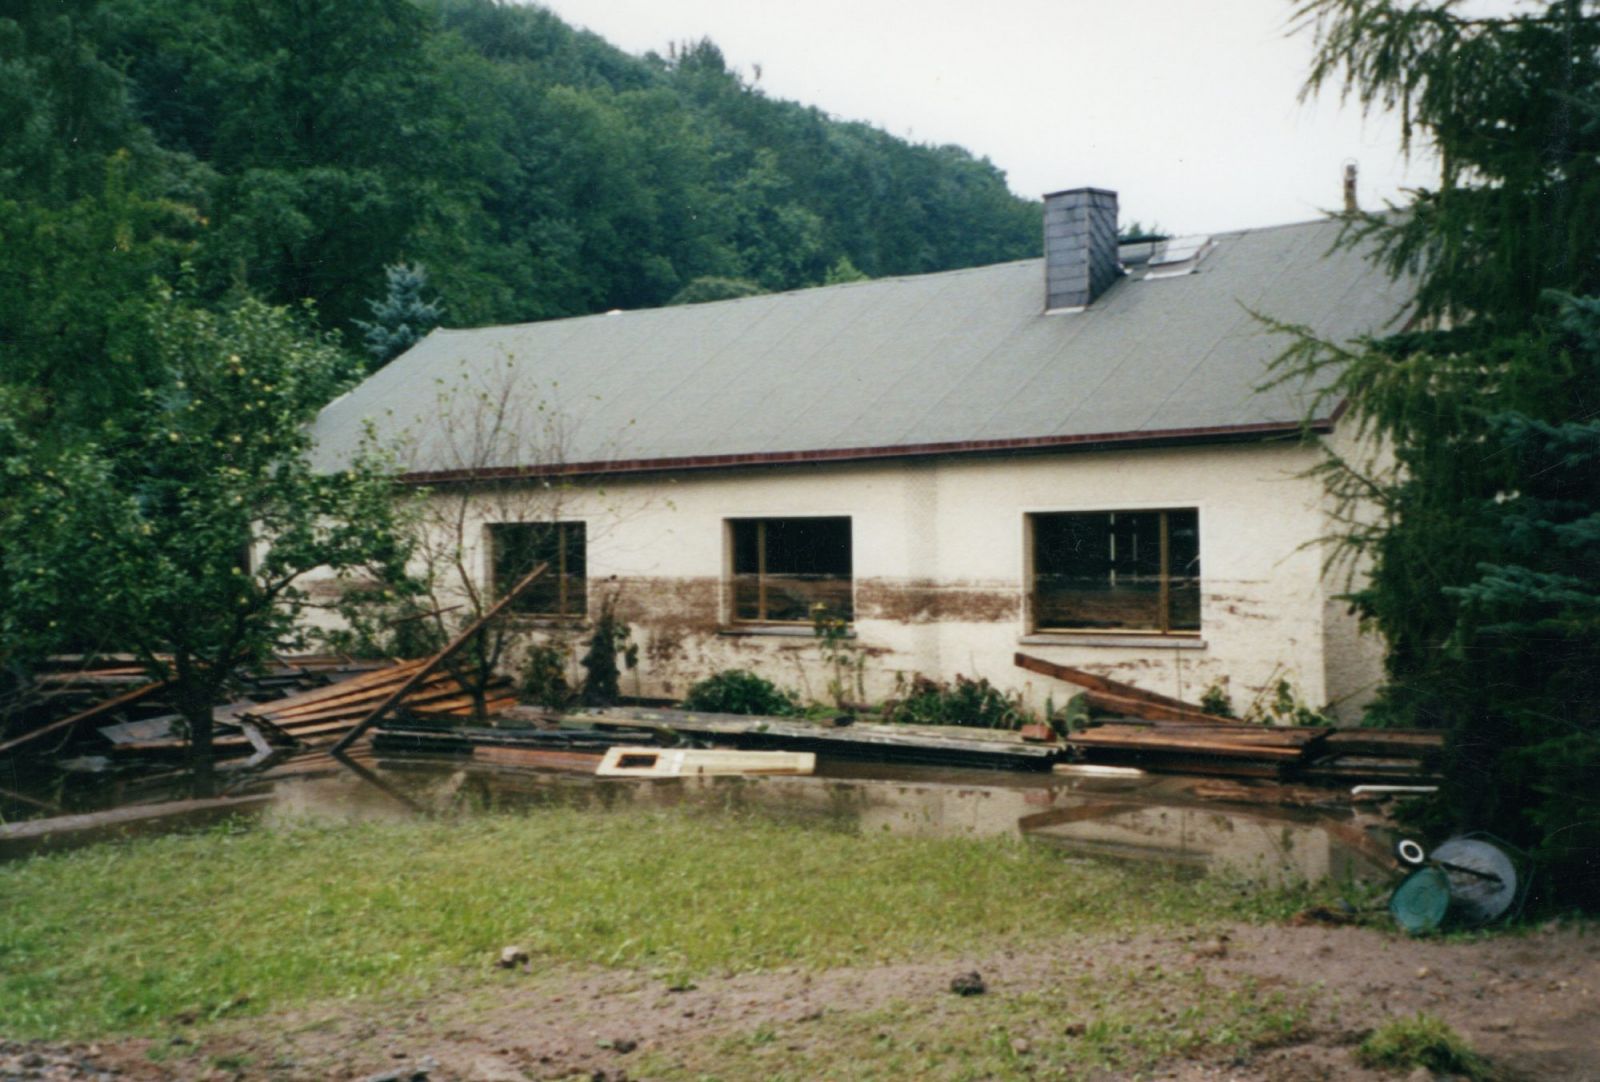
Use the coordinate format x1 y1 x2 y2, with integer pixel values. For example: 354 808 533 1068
356 262 445 369
822 256 868 285
1279 0 1600 903
0 152 197 431
667 276 764 305
0 290 412 790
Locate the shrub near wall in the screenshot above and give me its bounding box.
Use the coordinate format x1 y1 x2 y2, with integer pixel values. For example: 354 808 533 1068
682 670 801 716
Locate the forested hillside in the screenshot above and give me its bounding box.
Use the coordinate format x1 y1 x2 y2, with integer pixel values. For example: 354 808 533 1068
0 0 1044 684
2 0 1040 394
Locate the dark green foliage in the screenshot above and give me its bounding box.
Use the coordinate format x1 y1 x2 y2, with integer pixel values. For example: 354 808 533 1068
882 675 1032 730
519 641 573 710
79 0 1038 340
0 292 412 783
1281 1 1600 904
318 584 448 660
1296 0 1600 331
0 0 1047 775
1198 683 1236 719
682 669 800 716
355 262 443 368
579 593 636 706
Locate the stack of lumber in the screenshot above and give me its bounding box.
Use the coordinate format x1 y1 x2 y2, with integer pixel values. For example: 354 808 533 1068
1066 720 1330 779
1302 728 1442 783
1015 652 1443 783
234 660 516 748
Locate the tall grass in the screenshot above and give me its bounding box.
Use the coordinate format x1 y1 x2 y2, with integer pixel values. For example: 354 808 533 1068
0 805 1310 1038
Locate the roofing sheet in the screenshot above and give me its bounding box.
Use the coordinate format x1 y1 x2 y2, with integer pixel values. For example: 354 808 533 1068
310 217 1412 476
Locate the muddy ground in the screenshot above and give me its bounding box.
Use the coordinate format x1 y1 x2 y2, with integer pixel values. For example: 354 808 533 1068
4 920 1595 1081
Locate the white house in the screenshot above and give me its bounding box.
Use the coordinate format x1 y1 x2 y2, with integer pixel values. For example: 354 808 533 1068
309 188 1407 721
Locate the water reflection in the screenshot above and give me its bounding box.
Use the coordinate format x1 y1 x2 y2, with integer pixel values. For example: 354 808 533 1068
250 754 1391 888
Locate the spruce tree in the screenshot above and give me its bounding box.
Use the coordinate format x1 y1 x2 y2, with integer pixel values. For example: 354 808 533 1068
1279 0 1600 902
356 262 444 368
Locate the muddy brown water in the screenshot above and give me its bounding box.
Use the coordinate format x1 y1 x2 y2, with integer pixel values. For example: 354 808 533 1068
3 752 1396 886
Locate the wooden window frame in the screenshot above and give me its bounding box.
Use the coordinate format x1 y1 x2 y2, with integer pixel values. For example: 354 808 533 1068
487 520 587 619
726 516 854 625
1027 508 1200 636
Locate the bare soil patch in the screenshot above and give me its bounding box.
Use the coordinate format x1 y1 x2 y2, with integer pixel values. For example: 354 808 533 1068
5 921 1595 1080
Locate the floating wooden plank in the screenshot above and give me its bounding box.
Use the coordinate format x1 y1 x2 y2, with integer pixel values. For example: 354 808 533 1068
1013 653 1221 724
562 706 1060 771
1184 778 1350 808
0 795 273 860
1088 754 1287 779
596 747 816 778
470 745 605 773
1300 755 1442 782
1321 728 1444 757
1068 724 1319 760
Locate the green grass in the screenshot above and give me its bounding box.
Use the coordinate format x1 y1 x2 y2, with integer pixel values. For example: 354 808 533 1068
1357 1013 1494 1080
0 805 1318 1038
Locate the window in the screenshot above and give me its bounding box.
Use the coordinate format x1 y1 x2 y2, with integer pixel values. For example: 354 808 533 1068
1031 509 1199 634
730 517 853 623
488 521 587 617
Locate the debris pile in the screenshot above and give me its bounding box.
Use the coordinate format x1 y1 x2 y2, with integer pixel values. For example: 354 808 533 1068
233 660 515 749
0 655 511 766
0 656 388 760
1015 653 1442 784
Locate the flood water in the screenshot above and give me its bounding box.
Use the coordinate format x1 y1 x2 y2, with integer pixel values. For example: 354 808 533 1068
2 742 1398 886
242 753 1395 888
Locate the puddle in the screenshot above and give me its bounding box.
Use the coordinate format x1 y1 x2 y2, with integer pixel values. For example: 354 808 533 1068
4 746 1394 886
240 754 1394 888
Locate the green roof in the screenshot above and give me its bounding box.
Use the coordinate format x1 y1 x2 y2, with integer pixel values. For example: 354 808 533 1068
311 217 1409 477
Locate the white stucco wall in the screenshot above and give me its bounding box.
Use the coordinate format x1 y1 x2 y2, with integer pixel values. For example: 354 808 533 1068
304 438 1384 721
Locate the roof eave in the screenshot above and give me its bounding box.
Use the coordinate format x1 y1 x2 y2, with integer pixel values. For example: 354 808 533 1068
395 417 1337 485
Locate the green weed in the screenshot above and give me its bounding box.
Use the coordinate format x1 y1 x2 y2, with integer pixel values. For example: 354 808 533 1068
1357 1013 1493 1079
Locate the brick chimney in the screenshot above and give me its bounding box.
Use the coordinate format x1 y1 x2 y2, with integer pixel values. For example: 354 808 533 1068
1043 187 1119 311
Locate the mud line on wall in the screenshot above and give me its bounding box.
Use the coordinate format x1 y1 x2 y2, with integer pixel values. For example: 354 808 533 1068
856 578 1020 624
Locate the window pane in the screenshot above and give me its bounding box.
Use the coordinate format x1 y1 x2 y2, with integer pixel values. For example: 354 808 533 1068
730 521 762 620
729 517 853 622
1167 510 1200 631
490 522 586 616
560 522 588 617
1033 510 1191 632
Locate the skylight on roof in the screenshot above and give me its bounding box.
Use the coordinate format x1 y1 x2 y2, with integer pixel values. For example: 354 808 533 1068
1145 235 1215 280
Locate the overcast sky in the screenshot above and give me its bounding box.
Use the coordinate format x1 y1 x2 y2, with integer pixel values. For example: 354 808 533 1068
534 0 1439 235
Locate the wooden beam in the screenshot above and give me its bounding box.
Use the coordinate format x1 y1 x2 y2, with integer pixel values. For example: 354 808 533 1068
0 679 167 756
330 563 548 753
1078 689 1223 725
1014 652 1221 724
0 796 272 859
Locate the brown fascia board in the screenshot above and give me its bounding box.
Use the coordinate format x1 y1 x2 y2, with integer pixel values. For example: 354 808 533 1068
396 417 1338 486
